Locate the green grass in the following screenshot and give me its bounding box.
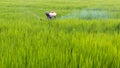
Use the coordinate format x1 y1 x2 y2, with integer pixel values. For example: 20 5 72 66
0 0 120 68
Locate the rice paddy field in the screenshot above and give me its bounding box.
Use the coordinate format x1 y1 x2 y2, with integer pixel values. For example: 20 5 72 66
0 0 120 68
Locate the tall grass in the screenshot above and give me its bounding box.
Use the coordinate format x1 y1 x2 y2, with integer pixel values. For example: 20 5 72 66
0 0 120 68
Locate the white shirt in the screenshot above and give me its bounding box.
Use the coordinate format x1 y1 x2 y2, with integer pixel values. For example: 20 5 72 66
49 12 56 17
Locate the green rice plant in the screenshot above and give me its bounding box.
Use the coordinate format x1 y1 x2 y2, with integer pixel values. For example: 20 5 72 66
0 0 120 68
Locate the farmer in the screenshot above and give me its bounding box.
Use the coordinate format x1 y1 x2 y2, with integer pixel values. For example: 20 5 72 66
45 11 56 19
